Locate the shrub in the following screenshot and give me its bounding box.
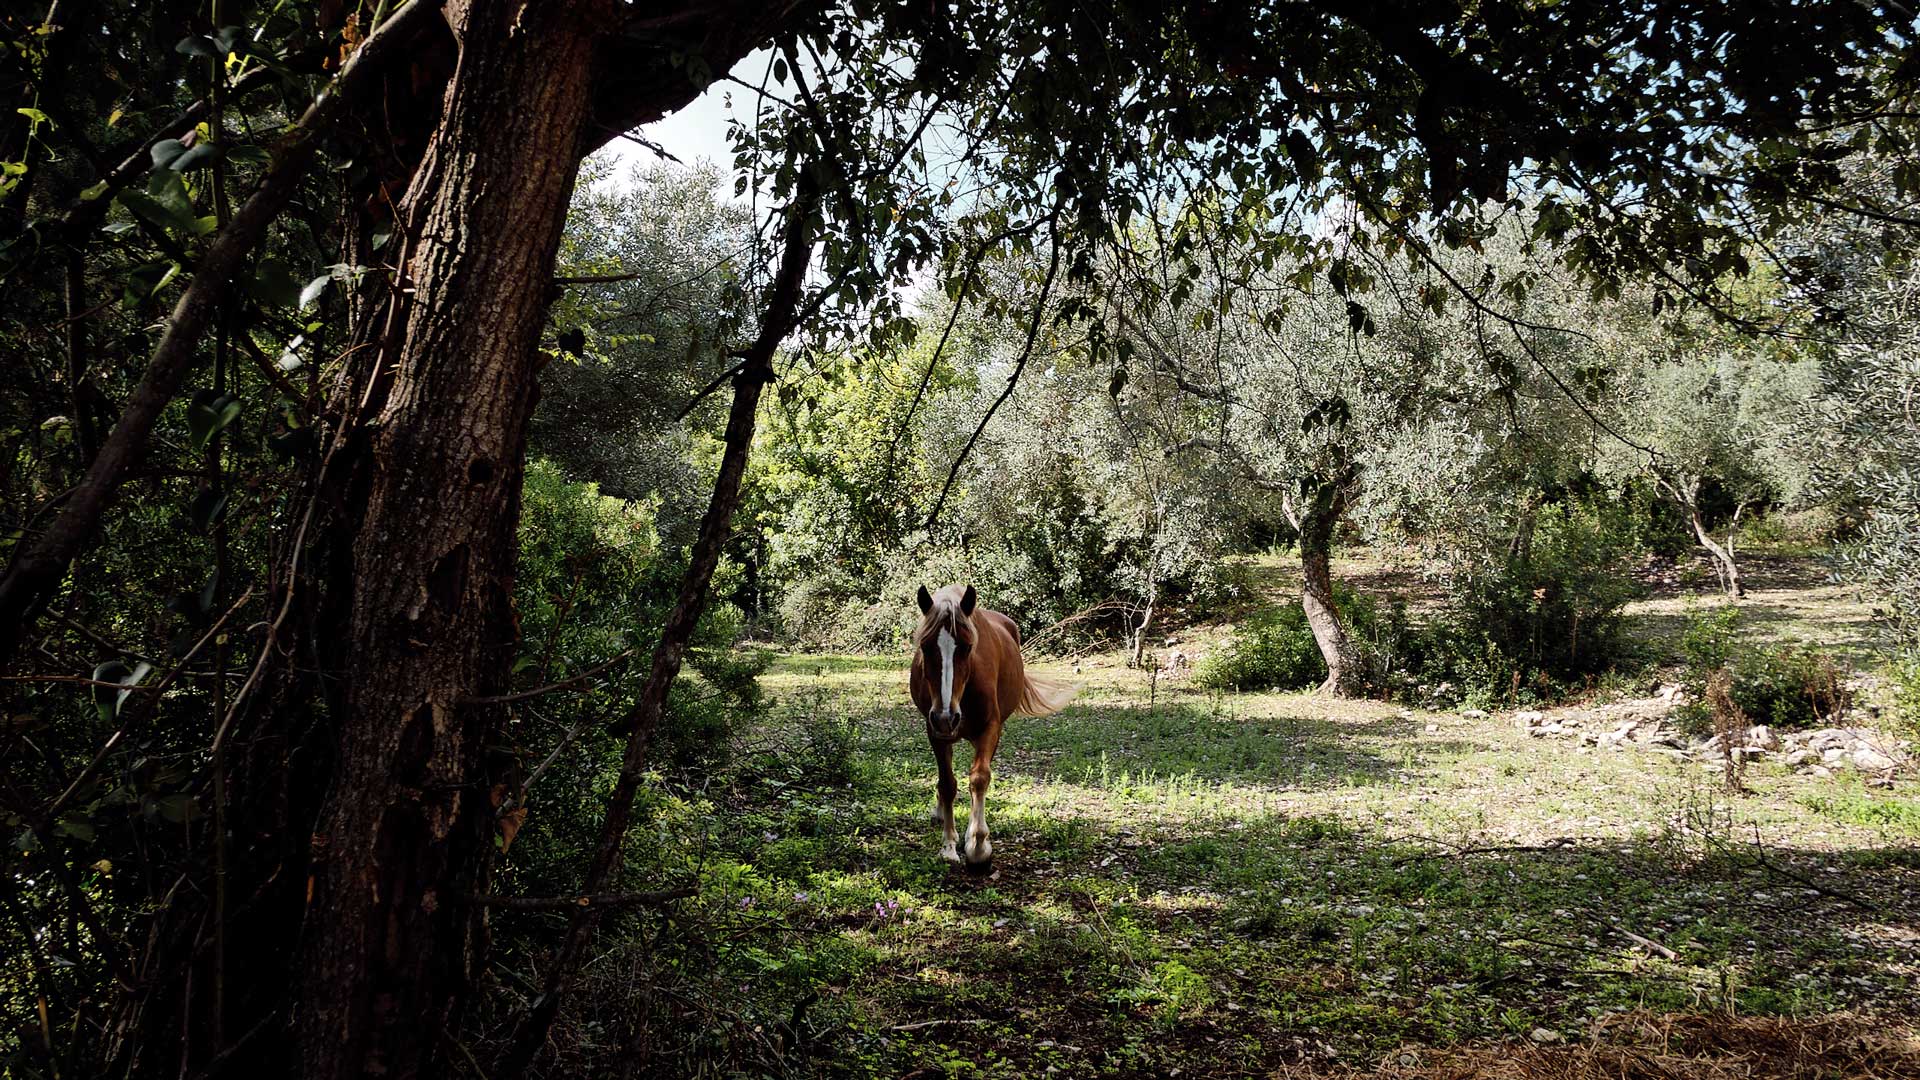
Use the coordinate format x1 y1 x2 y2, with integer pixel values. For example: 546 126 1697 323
1674 606 1852 733
1194 603 1325 691
1195 584 1385 692
1415 498 1644 705
1891 653 1920 744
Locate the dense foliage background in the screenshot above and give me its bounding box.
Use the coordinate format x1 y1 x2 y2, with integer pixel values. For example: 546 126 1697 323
3 0 1919 1076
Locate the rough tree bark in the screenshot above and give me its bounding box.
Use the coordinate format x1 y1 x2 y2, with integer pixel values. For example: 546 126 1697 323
295 2 600 1077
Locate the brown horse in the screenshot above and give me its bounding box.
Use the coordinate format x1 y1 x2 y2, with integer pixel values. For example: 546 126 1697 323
910 584 1074 874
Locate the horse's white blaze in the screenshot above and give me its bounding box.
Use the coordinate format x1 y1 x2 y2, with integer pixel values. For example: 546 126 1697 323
937 628 956 709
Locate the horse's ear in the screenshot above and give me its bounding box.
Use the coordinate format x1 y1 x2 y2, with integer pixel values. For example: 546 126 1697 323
916 585 934 614
960 585 977 615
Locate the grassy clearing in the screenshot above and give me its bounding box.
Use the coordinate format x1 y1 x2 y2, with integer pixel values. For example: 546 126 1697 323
583 553 1913 1077
600 658 1914 1076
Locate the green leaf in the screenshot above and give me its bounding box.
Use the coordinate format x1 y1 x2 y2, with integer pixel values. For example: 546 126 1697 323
172 143 221 172
121 260 178 306
120 170 198 234
150 138 189 170
16 107 50 125
186 390 242 450
54 818 96 842
155 793 200 824
117 662 153 714
251 260 302 308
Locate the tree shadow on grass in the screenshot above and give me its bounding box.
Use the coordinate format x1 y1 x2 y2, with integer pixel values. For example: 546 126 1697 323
832 809 1920 1079
1626 602 1884 666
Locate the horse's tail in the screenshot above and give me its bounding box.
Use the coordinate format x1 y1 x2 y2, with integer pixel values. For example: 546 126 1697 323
1015 673 1077 718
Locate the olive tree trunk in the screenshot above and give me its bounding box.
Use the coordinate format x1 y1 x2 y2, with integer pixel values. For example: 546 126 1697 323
1658 472 1745 600
1296 475 1364 696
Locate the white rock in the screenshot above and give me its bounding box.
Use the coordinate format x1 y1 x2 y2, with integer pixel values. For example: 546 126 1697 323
1424 723 1438 734
1746 725 1779 751
1822 747 1849 766
1782 749 1819 768
1851 747 1898 772
1808 729 1851 752
1461 708 1489 720
1529 1028 1564 1044
1513 709 1545 728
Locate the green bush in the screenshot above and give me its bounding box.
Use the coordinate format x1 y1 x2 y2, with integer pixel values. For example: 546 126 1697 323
1414 499 1644 705
1891 653 1920 744
1195 584 1386 692
1674 606 1852 733
1194 603 1325 691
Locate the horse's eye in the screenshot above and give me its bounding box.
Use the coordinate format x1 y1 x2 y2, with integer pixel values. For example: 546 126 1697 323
955 644 971 658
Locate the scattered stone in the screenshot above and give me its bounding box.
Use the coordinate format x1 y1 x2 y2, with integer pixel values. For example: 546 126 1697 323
1529 1028 1564 1044
1424 723 1438 734
1514 709 1545 729
1822 747 1849 766
1808 729 1853 753
1782 749 1819 768
1461 708 1490 720
1852 746 1898 772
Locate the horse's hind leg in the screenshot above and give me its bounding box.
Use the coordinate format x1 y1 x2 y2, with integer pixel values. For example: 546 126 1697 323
964 722 1003 875
931 737 961 864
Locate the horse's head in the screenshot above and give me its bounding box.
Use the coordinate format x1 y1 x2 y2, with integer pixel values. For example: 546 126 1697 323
914 583 978 742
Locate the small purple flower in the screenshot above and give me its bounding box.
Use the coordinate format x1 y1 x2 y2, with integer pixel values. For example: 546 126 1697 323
793 891 809 902
738 896 755 910
763 831 778 843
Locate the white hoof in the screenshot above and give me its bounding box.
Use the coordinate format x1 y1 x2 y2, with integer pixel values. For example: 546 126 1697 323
939 843 963 865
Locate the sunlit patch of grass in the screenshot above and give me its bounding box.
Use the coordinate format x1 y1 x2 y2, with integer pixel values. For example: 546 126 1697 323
623 632 1920 1077
1798 785 1920 837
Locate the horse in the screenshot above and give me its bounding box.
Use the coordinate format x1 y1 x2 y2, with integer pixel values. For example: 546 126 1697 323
909 584 1074 874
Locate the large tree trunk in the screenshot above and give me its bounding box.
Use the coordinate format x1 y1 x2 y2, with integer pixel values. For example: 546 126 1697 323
1297 475 1363 696
296 4 599 1077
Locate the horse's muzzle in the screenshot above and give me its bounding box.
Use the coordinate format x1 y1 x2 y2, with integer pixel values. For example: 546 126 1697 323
926 709 963 742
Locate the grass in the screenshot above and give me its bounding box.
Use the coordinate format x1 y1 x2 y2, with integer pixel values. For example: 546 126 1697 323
559 641 1917 1078
542 552 1915 1078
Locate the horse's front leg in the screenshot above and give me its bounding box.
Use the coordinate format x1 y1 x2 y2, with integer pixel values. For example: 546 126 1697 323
931 736 961 864
964 721 1003 875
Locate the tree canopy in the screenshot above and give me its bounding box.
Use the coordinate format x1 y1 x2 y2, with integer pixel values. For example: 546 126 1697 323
2 0 1918 1076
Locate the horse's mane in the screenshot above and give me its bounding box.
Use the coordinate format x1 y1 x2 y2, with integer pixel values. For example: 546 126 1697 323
912 587 974 645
